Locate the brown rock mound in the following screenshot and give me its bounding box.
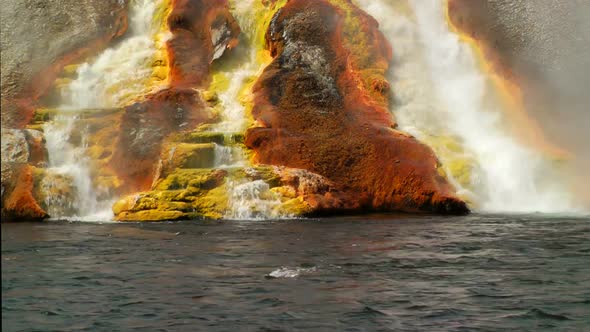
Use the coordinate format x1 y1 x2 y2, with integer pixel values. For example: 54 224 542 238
245 0 468 214
167 0 240 87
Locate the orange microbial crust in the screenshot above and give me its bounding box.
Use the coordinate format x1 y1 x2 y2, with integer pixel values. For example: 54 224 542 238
245 0 469 215
109 88 212 193
109 0 242 194
2 165 48 221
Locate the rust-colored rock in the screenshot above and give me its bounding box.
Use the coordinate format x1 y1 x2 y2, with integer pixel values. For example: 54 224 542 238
273 166 359 215
1 164 48 222
109 88 213 193
107 0 242 195
245 0 468 214
167 0 240 87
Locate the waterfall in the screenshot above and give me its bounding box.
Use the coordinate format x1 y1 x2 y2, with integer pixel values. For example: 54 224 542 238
355 0 577 213
64 0 168 109
42 0 168 221
213 0 288 220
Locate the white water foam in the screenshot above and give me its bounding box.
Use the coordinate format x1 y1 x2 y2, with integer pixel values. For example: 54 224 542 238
266 266 317 279
225 180 288 220
214 1 288 220
216 0 264 133
355 0 576 213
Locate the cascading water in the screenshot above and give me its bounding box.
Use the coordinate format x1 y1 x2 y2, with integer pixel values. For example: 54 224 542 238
64 0 168 109
213 0 288 220
42 116 108 220
356 0 577 213
42 0 168 221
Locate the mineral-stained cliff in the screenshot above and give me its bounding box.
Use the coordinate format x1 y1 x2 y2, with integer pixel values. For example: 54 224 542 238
245 0 468 214
1 0 246 221
2 0 474 221
0 0 129 128
1 0 129 220
1 130 48 221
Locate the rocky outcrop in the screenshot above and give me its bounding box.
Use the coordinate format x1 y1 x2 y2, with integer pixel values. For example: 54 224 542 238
113 165 351 221
245 0 468 214
1 129 47 167
3 0 474 222
107 0 241 194
167 0 240 87
109 88 216 193
0 0 129 128
1 164 48 221
1 128 49 221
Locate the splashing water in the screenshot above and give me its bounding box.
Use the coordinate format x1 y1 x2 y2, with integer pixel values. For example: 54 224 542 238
43 116 114 221
42 0 168 221
225 180 288 220
216 0 266 133
213 1 288 220
355 0 576 213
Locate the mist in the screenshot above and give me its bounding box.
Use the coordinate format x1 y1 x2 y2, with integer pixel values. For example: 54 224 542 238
481 0 590 207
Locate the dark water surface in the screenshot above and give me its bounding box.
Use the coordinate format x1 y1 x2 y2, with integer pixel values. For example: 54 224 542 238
2 214 589 331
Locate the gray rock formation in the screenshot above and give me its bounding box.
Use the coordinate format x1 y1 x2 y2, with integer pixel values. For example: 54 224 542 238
0 0 128 128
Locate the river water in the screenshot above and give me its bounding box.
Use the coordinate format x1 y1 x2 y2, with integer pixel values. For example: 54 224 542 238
2 214 589 331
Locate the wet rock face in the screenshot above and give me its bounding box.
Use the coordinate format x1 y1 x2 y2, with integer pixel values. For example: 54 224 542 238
110 88 213 193
448 0 590 157
0 0 129 128
108 0 241 194
246 0 468 214
167 0 240 87
112 165 350 221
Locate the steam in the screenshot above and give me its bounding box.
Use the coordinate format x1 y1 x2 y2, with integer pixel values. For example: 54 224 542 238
487 0 590 208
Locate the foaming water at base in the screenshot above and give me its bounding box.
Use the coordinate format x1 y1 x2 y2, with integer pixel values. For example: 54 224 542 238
43 115 115 221
209 0 292 220
356 0 578 213
225 180 289 220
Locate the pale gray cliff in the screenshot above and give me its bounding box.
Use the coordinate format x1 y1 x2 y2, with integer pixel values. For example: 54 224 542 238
0 0 128 127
